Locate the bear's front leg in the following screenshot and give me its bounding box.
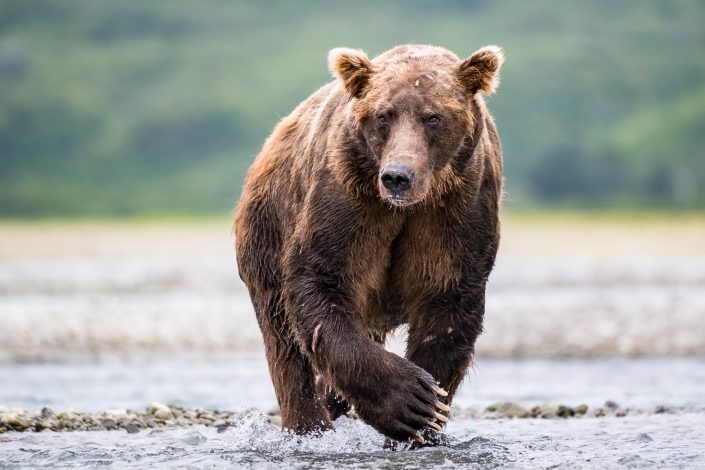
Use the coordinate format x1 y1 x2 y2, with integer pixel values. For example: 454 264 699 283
284 247 448 444
405 286 487 445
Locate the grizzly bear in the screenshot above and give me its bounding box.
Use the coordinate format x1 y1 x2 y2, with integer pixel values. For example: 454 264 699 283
234 44 504 446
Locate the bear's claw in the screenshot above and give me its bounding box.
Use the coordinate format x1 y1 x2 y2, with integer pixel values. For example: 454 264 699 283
432 385 448 397
435 401 450 413
427 420 442 432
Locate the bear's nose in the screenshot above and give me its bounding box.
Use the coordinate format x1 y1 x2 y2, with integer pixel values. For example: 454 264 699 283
380 165 414 192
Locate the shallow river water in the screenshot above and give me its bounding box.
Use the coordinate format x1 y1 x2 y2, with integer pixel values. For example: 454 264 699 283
1 355 705 469
3 412 704 469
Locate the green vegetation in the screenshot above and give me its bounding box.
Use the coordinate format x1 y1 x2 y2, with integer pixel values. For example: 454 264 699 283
1 0 704 216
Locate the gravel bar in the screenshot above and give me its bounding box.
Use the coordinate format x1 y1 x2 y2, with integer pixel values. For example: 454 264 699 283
0 401 692 434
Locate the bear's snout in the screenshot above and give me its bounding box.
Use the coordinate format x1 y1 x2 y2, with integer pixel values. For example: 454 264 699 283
380 164 414 193
378 159 430 207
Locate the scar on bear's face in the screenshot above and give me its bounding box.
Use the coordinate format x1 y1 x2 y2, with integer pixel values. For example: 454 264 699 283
413 74 436 89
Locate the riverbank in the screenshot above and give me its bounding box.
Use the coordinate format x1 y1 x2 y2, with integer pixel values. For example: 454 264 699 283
0 401 696 434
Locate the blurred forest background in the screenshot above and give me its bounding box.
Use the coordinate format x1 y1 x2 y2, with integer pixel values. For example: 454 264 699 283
1 0 704 217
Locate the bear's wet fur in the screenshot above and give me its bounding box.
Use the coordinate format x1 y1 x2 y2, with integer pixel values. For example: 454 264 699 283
234 44 504 445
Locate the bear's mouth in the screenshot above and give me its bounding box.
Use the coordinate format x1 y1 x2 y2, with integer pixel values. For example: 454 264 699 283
383 191 427 208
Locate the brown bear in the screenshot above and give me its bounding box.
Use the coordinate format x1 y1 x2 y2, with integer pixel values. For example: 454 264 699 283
234 44 504 446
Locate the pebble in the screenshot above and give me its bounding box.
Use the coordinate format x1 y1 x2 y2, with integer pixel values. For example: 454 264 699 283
154 409 174 420
148 402 170 415
101 418 118 430
485 401 531 418
125 423 141 434
148 402 174 420
556 405 575 418
537 405 561 418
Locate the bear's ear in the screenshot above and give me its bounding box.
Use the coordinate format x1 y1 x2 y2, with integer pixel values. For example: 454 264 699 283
328 47 374 99
457 45 504 95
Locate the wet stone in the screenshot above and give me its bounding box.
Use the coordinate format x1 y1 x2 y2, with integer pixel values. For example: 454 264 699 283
485 402 531 418
216 423 231 433
212 419 227 428
154 409 173 420
538 405 560 419
556 405 575 418
101 418 117 430
124 423 140 434
148 402 174 420
654 405 673 414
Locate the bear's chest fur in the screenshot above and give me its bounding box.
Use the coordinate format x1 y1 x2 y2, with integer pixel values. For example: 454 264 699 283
351 205 466 335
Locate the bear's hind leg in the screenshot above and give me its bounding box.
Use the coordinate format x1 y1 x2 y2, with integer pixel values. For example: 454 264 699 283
257 294 332 435
403 292 485 447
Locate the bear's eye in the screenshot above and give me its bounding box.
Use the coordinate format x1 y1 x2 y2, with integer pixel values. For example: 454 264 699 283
426 115 441 126
376 113 389 125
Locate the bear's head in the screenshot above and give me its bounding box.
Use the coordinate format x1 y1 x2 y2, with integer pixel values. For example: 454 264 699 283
329 44 503 207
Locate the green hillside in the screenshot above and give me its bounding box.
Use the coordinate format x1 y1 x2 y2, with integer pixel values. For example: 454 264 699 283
1 0 704 216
